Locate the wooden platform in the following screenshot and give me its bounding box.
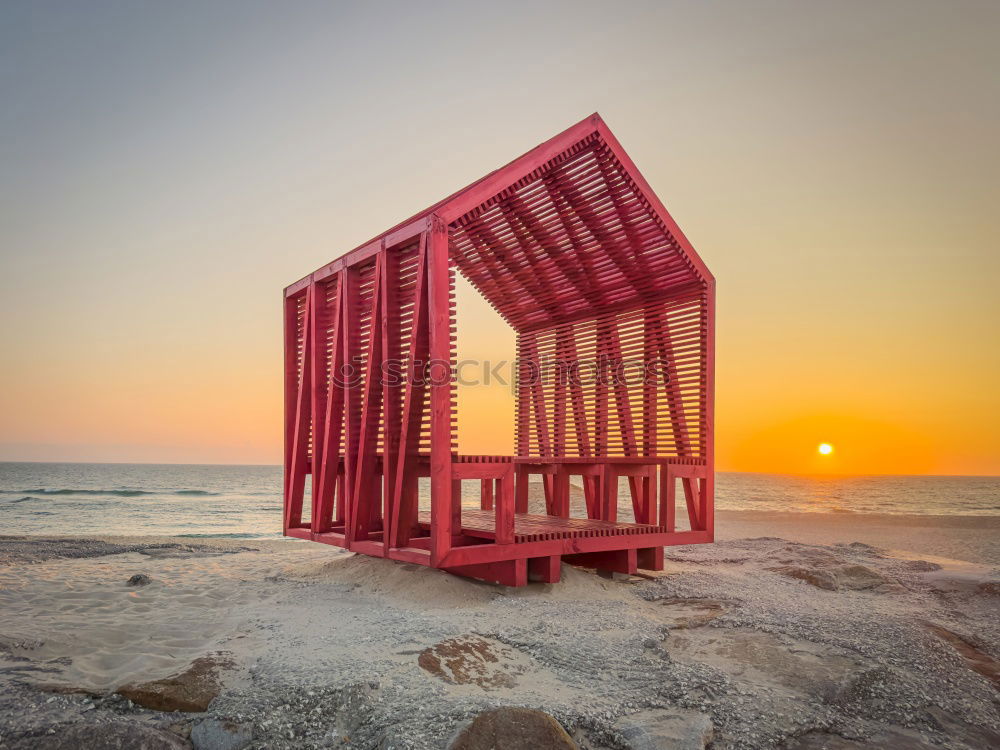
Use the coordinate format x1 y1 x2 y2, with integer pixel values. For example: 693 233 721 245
417 509 663 543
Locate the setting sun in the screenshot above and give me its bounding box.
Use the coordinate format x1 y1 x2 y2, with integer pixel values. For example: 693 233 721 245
818 443 834 455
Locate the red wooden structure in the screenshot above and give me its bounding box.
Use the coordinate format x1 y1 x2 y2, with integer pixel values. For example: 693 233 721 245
283 114 714 586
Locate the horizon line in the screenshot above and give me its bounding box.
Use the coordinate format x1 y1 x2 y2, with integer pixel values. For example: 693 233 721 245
0 459 996 480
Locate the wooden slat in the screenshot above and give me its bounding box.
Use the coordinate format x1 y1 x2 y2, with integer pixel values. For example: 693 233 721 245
417 509 662 544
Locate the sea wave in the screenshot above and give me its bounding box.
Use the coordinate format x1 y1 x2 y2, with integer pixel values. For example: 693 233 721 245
0 488 220 497
174 532 282 539
1 488 152 496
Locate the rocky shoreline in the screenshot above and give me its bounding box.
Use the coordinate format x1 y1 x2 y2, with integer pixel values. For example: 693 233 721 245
0 533 998 749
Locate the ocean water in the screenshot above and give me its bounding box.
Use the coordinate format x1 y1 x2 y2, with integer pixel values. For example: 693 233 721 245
1 462 997 539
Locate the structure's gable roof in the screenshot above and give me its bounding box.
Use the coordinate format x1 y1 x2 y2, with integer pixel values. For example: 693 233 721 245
288 114 712 332
447 123 705 330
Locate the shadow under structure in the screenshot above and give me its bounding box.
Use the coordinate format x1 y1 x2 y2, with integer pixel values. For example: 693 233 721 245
283 113 715 586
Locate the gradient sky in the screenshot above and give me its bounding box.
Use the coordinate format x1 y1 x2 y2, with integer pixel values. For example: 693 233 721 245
1 1 998 474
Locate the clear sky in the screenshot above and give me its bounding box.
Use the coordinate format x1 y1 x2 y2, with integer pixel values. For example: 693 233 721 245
1 1 998 475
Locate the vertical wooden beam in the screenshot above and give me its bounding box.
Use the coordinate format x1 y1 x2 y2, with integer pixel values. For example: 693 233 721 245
282 292 300 531
520 333 551 456
681 468 703 530
428 217 455 565
554 466 570 518
583 474 599 519
389 236 428 548
516 334 530 457
704 282 716 539
341 268 360 541
515 466 529 513
495 465 515 545
380 247 400 553
316 274 345 533
552 327 567 458
335 467 346 523
651 303 698 512
350 254 385 543
601 464 617 522
642 310 658 458
637 546 664 571
309 277 326 531
528 555 562 583
543 474 557 515
604 318 641 509
285 286 312 531
558 329 591 456
595 320 609 457
660 465 673 531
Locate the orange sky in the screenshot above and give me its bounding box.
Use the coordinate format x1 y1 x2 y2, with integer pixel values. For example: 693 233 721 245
1 2 998 475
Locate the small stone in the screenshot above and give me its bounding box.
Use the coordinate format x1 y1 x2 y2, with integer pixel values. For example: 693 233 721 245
616 708 714 750
118 654 231 712
643 638 659 649
449 708 577 750
191 719 253 750
127 574 152 587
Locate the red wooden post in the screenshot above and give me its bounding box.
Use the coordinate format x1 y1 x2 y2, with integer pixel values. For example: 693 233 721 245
285 286 312 532
380 248 400 552
515 466 529 513
282 292 298 532
428 217 455 565
554 466 569 518
529 555 562 583
704 281 716 540
389 235 428 549
601 464 617 523
341 267 360 543
309 277 327 533
316 274 344 533
495 465 515 545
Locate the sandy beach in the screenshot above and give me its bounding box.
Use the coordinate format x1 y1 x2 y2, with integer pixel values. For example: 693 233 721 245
1 513 998 750
715 511 1000 566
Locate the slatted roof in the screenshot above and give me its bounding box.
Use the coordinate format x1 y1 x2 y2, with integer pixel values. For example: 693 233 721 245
449 130 702 330
287 113 712 333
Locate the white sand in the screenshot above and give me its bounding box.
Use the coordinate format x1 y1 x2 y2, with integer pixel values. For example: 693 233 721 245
0 514 998 748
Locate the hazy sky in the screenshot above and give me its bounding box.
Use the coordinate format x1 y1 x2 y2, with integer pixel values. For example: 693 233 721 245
2 1 998 474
